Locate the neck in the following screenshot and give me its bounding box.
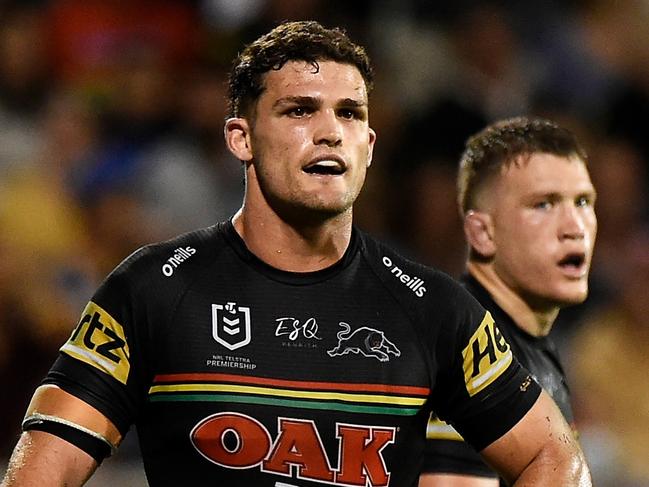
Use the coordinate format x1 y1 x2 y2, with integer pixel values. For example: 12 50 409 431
467 261 559 337
232 206 353 272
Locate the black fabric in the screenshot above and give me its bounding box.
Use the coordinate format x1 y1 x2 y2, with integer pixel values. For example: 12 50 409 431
43 221 540 486
422 272 574 481
23 416 111 464
463 274 574 423
421 439 497 478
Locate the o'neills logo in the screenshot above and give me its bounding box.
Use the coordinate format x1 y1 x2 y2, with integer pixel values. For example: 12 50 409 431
382 256 426 297
162 246 196 277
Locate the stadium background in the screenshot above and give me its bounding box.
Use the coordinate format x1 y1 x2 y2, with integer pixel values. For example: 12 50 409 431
0 1 648 485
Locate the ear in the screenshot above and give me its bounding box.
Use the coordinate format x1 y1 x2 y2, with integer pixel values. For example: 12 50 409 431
224 117 253 162
464 210 496 258
366 127 377 168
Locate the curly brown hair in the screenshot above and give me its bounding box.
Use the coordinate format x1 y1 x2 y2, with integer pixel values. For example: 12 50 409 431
458 116 589 215
227 20 374 119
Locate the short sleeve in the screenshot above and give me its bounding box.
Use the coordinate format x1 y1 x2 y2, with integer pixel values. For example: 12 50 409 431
421 414 497 477
430 286 541 451
43 250 151 436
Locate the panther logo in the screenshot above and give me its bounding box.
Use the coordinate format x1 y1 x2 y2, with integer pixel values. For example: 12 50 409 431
327 322 401 362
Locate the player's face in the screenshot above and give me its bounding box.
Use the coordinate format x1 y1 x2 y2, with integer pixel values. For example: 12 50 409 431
489 154 597 309
245 60 375 219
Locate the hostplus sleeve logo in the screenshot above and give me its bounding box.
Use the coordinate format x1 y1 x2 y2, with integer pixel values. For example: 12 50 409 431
462 311 513 396
381 256 426 297
212 302 251 350
161 246 196 277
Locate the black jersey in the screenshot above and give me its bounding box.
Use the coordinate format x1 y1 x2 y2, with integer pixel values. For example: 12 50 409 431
45 222 540 487
421 273 574 480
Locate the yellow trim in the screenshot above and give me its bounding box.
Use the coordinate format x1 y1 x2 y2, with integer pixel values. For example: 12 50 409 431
426 418 464 441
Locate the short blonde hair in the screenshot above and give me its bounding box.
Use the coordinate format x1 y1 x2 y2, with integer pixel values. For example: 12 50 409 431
458 117 588 215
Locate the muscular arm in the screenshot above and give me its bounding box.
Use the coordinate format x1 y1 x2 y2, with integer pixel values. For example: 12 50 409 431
419 473 498 487
1 385 122 487
480 390 590 486
419 391 589 487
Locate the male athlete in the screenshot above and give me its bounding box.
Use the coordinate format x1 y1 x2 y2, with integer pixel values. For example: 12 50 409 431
2 23 591 486
419 117 597 486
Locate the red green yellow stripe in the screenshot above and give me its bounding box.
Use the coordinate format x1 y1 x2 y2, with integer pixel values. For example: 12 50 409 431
153 372 429 396
148 373 429 416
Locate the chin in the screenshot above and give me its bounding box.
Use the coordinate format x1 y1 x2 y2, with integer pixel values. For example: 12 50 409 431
554 287 589 307
306 196 355 216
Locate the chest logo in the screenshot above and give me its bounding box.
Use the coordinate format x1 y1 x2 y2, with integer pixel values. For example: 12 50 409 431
212 302 251 351
191 412 395 486
327 322 400 362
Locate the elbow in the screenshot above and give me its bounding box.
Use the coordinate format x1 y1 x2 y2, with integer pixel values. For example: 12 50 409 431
528 439 592 487
569 450 592 487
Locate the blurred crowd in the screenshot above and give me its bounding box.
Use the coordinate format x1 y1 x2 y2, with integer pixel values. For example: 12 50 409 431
1 1 648 486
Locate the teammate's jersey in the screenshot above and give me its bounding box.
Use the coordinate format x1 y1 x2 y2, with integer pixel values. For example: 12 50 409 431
422 273 574 480
45 221 540 487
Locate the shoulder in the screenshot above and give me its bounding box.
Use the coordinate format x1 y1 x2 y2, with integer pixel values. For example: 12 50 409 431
104 223 228 292
356 229 474 307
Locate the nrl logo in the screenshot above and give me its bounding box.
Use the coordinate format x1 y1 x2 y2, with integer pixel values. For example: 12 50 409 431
212 302 251 351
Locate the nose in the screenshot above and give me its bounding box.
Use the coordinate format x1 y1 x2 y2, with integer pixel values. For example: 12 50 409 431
559 204 586 240
313 110 342 147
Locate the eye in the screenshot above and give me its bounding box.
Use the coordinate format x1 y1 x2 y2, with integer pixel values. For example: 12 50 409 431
533 200 552 210
575 196 592 208
338 108 356 120
287 106 312 118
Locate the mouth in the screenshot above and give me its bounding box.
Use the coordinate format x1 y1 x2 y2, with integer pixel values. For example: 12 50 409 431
303 156 347 176
558 252 587 277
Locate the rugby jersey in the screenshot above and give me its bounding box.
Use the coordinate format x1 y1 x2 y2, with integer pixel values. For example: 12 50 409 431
45 221 540 486
422 273 574 481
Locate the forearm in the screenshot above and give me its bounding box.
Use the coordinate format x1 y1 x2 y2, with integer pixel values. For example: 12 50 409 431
1 431 98 487
419 472 499 486
2 385 122 487
510 439 591 487
480 391 592 486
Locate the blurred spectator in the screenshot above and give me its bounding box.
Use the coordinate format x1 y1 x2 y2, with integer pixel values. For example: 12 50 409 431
46 0 200 93
0 89 100 457
397 162 466 277
134 65 243 237
0 89 101 340
587 138 648 295
567 228 649 487
580 0 649 191
443 3 538 120
0 4 52 170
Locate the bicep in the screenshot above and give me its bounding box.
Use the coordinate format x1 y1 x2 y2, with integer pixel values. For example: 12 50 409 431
479 390 585 486
25 384 123 445
1 384 122 487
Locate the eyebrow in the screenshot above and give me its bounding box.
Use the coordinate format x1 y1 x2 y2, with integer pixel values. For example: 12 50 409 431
338 98 368 108
272 96 367 109
526 188 597 201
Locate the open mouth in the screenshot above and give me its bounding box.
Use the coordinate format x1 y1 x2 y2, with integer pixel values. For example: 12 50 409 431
558 253 586 271
303 159 346 176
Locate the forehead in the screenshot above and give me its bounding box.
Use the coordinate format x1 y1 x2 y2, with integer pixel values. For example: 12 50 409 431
260 60 368 103
497 153 594 196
